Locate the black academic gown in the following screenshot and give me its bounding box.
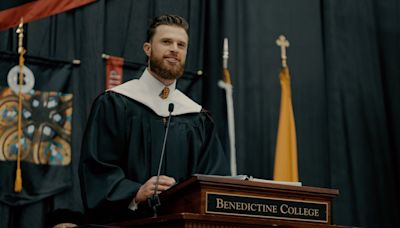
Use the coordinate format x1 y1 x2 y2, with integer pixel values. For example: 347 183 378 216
79 91 230 224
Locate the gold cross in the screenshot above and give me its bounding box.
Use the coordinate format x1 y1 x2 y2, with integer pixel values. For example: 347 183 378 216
276 35 290 67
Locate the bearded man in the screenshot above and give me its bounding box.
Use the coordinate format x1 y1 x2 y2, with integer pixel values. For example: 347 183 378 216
78 14 230 224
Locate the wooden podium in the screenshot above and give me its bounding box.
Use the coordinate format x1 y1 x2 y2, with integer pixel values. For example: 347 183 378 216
113 175 353 228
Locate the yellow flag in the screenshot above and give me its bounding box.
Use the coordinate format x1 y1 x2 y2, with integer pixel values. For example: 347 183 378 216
273 66 299 182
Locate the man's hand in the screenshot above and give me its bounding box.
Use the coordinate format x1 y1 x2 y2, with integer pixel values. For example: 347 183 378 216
135 175 176 203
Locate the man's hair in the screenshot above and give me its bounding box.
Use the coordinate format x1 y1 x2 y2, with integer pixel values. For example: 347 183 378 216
146 14 189 42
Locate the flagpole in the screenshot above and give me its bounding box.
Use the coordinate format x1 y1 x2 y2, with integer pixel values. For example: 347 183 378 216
273 35 299 182
218 38 237 176
14 18 25 192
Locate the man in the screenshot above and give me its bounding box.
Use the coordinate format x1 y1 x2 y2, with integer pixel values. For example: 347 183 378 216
79 15 230 224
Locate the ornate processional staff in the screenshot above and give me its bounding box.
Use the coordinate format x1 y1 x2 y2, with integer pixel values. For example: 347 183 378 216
14 18 26 192
273 35 299 182
218 38 237 176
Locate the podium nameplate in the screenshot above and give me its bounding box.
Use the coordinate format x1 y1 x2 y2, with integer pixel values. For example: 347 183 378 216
206 192 328 223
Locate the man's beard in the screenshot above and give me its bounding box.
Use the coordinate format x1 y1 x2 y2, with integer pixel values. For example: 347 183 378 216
149 55 185 80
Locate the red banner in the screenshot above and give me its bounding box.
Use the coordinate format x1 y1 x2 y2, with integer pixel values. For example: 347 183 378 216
105 56 124 90
0 0 96 31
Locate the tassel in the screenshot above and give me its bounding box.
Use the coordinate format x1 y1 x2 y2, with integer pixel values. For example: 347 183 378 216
14 168 22 192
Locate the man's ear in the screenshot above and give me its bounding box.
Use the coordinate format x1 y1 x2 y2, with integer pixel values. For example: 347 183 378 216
143 42 151 57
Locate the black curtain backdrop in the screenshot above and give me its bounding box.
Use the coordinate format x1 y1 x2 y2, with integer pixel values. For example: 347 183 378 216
322 0 400 227
0 0 399 227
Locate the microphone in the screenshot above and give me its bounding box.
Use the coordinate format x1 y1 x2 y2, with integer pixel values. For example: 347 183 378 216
148 103 174 217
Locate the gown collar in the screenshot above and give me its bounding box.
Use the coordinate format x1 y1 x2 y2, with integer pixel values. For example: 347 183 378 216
109 68 202 117
140 69 176 99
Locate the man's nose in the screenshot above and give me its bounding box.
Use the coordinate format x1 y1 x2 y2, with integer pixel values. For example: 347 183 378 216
170 42 179 52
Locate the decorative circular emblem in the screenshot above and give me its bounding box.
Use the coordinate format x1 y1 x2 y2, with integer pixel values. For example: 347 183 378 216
0 89 73 166
7 65 35 93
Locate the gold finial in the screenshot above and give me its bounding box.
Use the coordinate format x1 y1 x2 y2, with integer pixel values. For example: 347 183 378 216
16 18 25 54
276 35 290 67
